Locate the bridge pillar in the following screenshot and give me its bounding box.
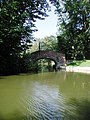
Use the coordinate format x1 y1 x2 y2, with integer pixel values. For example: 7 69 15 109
56 59 66 71
56 63 61 71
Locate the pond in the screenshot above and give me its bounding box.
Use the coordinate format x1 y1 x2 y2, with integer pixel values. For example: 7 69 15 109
0 71 90 120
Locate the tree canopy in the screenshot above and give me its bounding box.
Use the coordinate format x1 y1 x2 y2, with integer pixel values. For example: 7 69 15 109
55 0 90 60
0 0 51 75
40 35 58 51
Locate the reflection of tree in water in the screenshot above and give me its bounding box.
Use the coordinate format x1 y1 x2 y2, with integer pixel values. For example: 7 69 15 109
64 99 90 120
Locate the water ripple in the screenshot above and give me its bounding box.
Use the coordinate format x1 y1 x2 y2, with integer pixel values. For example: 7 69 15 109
20 82 66 120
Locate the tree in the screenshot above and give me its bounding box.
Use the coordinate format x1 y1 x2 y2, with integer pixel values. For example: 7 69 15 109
55 0 90 60
0 0 50 75
40 35 58 51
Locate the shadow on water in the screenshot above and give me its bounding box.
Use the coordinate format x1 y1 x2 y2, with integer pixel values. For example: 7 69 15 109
0 112 36 120
64 99 90 120
0 99 90 120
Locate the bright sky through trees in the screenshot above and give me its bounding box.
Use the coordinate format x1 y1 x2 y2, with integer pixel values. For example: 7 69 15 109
34 6 58 38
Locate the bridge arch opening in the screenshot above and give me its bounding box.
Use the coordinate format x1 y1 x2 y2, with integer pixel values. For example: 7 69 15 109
31 58 57 72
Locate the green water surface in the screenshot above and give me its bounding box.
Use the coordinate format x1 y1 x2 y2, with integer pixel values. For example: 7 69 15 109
0 71 90 120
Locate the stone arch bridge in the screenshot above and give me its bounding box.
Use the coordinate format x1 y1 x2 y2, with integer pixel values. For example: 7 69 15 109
28 50 66 70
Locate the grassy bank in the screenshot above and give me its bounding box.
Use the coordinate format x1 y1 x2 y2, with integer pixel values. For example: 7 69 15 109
68 60 90 67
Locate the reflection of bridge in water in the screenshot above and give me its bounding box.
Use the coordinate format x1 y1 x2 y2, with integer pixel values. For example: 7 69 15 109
29 50 66 71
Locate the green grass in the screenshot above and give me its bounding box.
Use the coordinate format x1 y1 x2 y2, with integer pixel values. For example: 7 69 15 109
68 60 90 67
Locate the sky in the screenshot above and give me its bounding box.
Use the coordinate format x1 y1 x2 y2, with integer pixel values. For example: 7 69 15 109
33 6 58 39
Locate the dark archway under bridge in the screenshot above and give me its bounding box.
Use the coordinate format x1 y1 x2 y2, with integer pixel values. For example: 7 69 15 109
28 50 66 70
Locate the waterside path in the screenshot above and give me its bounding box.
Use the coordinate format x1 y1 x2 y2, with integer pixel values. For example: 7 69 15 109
66 66 90 74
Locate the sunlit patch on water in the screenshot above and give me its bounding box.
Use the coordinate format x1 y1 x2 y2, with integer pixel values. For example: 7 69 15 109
20 82 66 120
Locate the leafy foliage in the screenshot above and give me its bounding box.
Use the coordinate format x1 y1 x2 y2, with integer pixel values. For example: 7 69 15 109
40 35 58 51
0 0 50 75
55 0 90 60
